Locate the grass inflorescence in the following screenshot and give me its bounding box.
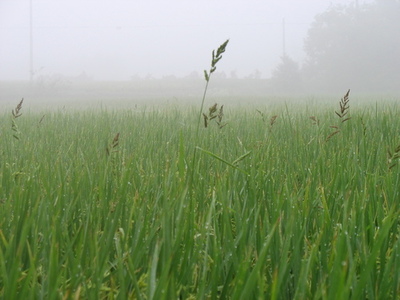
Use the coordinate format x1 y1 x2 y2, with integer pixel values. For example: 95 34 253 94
202 103 226 129
11 98 24 140
326 89 351 142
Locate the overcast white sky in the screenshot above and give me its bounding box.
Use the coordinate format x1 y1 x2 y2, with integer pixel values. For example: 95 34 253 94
0 0 371 80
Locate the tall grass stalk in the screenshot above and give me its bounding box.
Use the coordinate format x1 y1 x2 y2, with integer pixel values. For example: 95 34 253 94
190 39 229 186
196 39 229 138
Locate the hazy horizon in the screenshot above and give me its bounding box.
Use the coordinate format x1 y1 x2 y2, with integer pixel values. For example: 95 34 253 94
0 0 368 81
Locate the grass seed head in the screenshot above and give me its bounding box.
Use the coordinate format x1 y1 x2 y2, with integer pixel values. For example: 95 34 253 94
309 116 319 125
204 103 227 129
326 89 351 142
335 89 351 122
12 98 24 118
106 132 120 156
270 115 278 127
204 39 229 82
209 103 218 115
203 113 208 128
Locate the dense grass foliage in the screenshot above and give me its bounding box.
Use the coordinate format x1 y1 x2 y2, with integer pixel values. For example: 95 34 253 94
1 101 400 299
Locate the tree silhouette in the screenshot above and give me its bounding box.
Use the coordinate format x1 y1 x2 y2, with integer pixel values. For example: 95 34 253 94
303 1 400 93
270 54 302 93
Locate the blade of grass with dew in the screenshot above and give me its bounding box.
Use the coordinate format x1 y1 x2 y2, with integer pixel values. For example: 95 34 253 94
196 146 249 176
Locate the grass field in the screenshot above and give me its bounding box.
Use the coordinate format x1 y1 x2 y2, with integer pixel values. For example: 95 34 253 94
1 95 400 299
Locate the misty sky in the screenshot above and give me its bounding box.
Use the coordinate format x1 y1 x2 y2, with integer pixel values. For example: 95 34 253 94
0 0 371 81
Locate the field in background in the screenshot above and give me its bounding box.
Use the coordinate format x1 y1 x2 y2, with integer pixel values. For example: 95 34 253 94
2 80 398 111
1 94 400 299
0 79 268 109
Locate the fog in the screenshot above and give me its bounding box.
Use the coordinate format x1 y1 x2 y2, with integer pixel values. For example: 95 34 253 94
1 0 358 79
1 0 398 102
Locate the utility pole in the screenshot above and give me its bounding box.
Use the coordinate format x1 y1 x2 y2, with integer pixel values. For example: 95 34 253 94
282 18 286 56
30 0 33 85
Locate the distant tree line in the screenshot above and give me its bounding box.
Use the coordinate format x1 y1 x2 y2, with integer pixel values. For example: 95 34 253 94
271 0 400 94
